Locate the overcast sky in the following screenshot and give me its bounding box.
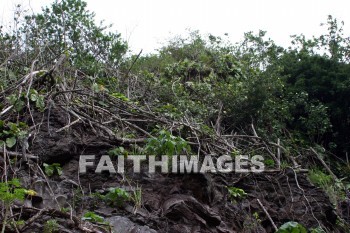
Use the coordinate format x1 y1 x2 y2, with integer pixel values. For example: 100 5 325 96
1 0 350 54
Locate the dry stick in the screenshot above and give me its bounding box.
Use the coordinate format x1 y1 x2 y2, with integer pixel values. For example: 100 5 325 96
78 103 153 138
9 207 20 233
35 165 61 208
0 68 47 117
184 115 201 158
277 138 281 170
126 49 143 99
310 147 338 181
56 118 81 133
2 147 7 182
251 123 258 137
262 141 278 163
66 107 147 144
221 134 261 139
291 168 321 226
24 60 39 162
1 147 8 233
0 105 13 117
269 142 299 168
257 198 278 231
18 207 98 232
0 69 46 100
20 208 46 231
0 149 38 160
215 101 223 136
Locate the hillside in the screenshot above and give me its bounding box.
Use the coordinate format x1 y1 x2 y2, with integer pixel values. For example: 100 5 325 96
0 0 350 232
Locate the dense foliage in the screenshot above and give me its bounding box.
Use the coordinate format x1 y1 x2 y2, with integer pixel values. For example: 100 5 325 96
1 0 349 188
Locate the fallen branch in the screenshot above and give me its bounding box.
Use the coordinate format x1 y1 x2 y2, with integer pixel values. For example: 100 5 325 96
0 149 38 160
56 118 81 133
257 198 278 231
310 147 338 181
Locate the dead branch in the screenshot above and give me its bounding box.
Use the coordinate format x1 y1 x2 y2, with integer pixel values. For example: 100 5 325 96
310 147 338 181
257 198 278 231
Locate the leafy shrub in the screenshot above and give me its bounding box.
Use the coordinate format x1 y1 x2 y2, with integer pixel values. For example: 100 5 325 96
264 158 275 167
23 0 127 75
308 169 332 187
6 89 45 112
145 129 190 156
43 219 59 233
0 121 28 148
104 187 130 207
0 179 26 205
227 186 247 202
43 163 63 177
308 168 346 205
0 179 27 233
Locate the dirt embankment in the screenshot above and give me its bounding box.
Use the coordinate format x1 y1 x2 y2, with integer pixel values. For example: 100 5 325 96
12 107 342 233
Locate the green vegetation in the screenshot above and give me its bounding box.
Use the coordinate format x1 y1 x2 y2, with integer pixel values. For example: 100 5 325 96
43 219 59 233
6 88 45 112
108 146 128 157
0 179 26 233
0 179 26 206
91 186 141 210
104 187 130 207
82 211 105 223
276 221 307 233
0 121 28 148
43 163 63 177
145 129 190 156
276 221 326 233
227 186 247 202
131 186 142 210
308 168 347 205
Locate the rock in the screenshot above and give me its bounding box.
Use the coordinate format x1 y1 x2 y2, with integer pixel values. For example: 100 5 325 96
106 216 157 233
95 207 115 217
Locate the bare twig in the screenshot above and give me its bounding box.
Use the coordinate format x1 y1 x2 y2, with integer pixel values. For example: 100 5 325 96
56 118 81 133
257 198 278 231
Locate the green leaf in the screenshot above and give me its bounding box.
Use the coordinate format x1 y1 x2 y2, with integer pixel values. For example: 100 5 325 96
30 93 38 102
43 163 62 176
56 166 63 176
6 137 16 148
35 95 45 111
15 100 25 112
82 211 105 223
43 163 54 176
276 221 307 233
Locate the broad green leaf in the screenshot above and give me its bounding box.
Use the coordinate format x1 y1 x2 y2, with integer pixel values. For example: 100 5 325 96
276 221 307 233
6 137 16 148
